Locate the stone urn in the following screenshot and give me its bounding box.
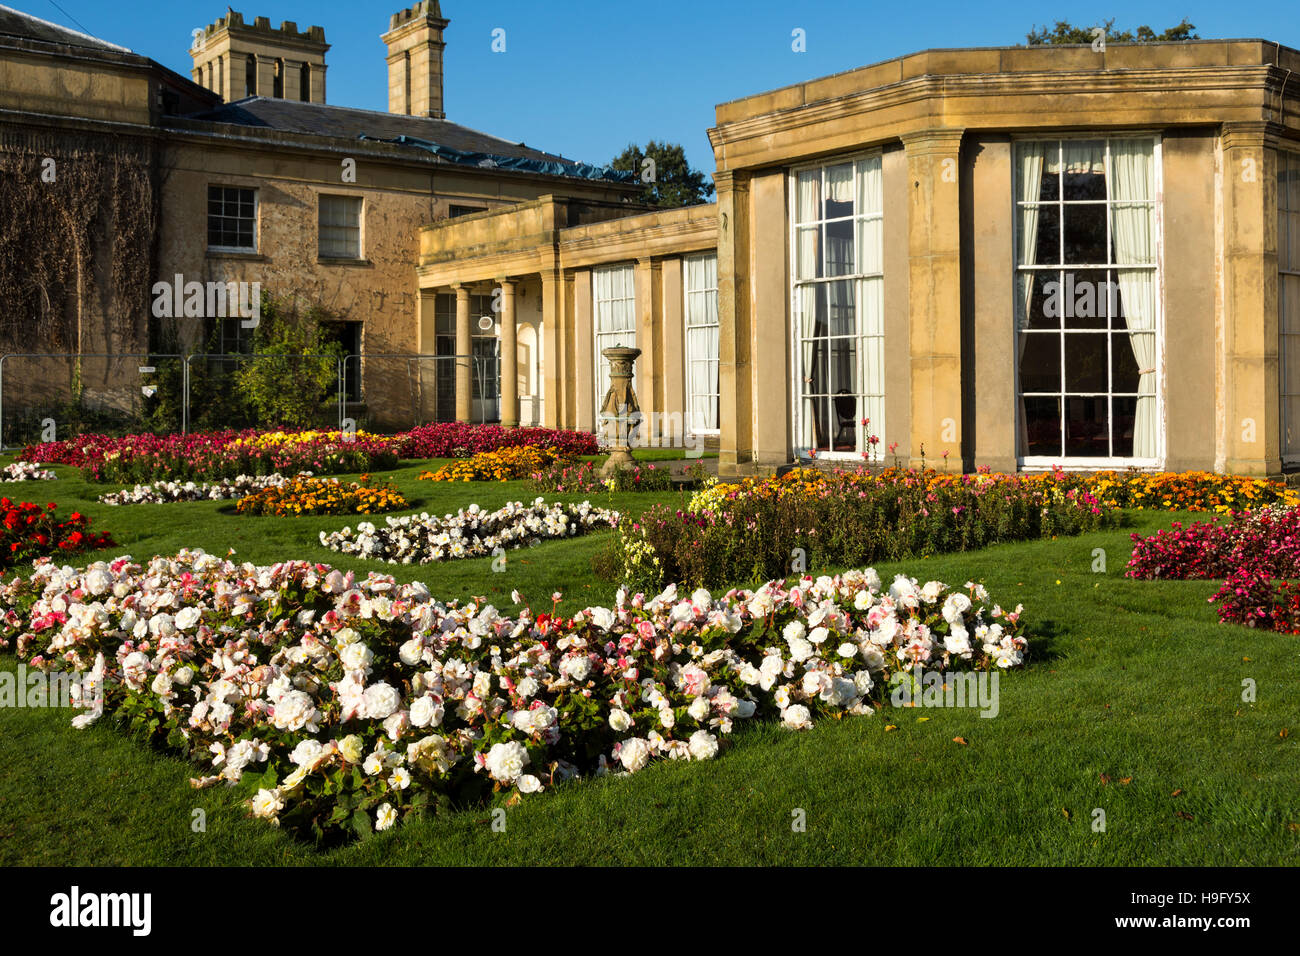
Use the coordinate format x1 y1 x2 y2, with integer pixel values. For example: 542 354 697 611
598 345 642 476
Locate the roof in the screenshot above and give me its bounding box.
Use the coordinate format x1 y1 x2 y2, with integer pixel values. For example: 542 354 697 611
0 3 130 54
185 96 575 164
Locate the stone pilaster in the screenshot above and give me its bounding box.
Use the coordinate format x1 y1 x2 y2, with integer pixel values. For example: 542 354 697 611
901 128 965 469
453 283 471 422
498 278 518 428
1219 121 1282 475
715 169 753 475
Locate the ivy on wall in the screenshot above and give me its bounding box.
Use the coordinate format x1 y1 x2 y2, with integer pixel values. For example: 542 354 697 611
0 128 159 353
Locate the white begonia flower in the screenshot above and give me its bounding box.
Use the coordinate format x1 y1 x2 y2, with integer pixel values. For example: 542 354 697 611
339 642 374 673
618 737 651 772
808 626 829 645
174 606 202 631
517 774 543 794
782 704 813 730
251 788 283 819
687 697 710 721
375 803 397 831
409 696 443 729
787 636 813 663
688 730 719 760
484 741 529 784
608 708 633 732
291 738 324 767
338 735 365 763
388 767 412 790
362 682 401 720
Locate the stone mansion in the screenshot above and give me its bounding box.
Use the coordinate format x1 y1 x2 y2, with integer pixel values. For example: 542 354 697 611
2 2 1299 475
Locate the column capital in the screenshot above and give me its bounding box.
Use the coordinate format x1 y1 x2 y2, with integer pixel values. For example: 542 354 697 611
712 169 751 194
1221 121 1284 150
900 127 966 153
495 277 517 292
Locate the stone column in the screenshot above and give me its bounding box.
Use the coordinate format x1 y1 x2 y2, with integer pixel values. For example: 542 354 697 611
541 268 563 428
310 63 327 103
283 59 302 101
715 169 752 475
635 257 660 443
453 283 471 422
416 290 438 423
256 56 277 100
901 128 965 469
574 269 595 431
498 278 519 428
1219 122 1282 475
660 257 685 434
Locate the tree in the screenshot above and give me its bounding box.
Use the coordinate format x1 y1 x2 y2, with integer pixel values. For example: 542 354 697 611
610 141 715 208
233 295 343 428
1026 18 1198 45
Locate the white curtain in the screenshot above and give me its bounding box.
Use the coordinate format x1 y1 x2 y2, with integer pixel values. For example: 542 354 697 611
1049 141 1106 176
593 264 636 420
797 285 817 448
857 276 885 458
796 170 820 280
1016 143 1046 455
1109 140 1158 459
684 254 719 431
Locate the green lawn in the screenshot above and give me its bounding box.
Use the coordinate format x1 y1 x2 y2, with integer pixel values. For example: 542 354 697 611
1 458 1297 866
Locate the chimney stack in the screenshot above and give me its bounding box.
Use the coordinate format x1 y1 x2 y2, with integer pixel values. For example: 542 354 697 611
381 2 448 119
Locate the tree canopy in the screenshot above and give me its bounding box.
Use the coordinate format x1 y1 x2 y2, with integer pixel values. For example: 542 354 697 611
1026 18 1199 45
610 141 715 209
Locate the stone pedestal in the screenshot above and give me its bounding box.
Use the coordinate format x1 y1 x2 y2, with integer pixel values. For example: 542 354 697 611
598 346 641 475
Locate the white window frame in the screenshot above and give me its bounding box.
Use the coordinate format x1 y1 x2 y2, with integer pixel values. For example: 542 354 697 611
1280 149 1300 464
593 263 637 429
787 151 886 462
318 193 364 260
207 185 258 254
1013 134 1166 471
683 252 720 436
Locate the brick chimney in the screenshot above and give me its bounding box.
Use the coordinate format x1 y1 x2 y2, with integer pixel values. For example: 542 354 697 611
382 2 448 119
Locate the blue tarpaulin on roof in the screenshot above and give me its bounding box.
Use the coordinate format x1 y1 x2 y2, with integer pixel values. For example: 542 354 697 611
357 134 637 183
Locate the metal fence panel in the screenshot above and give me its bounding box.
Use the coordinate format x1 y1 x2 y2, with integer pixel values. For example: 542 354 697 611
0 351 504 448
0 353 184 449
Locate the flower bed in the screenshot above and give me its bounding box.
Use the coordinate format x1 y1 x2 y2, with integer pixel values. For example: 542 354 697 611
692 467 1296 517
1 462 56 482
20 423 599 483
1 499 112 568
0 549 1026 840
394 422 598 459
1126 506 1300 633
528 459 700 494
19 429 398 484
611 467 1115 591
235 475 407 517
1126 507 1300 582
98 473 305 505
420 445 566 483
1072 470 1297 513
320 498 616 564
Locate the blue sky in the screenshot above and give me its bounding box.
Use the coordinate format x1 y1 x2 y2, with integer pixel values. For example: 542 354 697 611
26 0 1300 175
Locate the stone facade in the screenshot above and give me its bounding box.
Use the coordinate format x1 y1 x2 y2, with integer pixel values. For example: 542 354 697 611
190 11 328 104
7 2 1300 477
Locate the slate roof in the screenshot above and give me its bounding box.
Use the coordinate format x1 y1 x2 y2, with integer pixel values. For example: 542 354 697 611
0 3 131 53
185 96 574 164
